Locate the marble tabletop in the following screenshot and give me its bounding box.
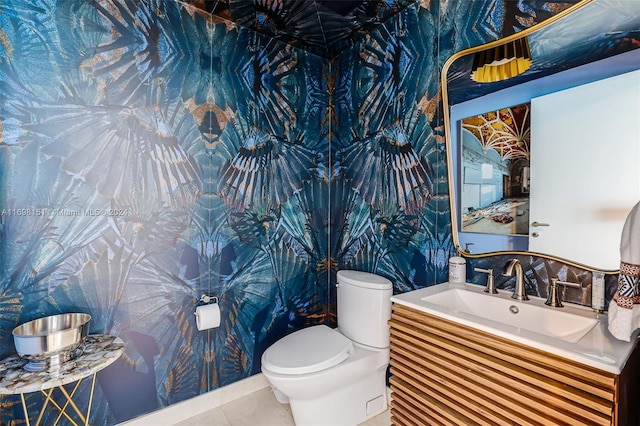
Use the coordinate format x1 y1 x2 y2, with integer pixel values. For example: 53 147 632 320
0 334 124 395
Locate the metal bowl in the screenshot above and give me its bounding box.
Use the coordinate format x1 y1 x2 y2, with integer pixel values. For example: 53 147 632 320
12 313 91 364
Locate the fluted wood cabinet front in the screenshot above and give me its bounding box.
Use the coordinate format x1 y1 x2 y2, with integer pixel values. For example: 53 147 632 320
389 304 640 426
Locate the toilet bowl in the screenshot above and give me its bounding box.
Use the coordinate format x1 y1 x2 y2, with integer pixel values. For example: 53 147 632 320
261 270 393 426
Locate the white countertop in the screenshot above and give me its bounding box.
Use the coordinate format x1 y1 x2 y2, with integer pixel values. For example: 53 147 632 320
391 282 639 374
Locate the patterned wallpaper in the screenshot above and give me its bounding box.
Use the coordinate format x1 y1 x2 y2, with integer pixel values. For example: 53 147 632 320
0 0 329 422
184 0 419 58
0 0 629 424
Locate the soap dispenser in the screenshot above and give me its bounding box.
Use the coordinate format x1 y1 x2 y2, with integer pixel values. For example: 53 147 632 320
591 271 605 313
448 252 466 285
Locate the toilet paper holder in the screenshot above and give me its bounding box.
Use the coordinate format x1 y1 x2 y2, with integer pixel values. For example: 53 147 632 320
198 294 218 305
194 294 221 331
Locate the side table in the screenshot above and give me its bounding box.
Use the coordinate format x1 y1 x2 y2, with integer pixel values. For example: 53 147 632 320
0 334 124 426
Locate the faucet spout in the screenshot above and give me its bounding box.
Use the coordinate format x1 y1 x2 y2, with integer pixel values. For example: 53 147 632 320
503 259 529 301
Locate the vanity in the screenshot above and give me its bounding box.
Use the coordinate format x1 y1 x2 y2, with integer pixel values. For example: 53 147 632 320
404 1 640 422
388 283 640 426
391 0 640 422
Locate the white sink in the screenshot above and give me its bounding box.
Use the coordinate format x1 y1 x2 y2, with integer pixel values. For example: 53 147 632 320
420 288 598 343
390 282 639 374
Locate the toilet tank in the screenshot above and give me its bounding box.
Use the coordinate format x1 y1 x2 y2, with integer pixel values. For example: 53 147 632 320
336 270 393 348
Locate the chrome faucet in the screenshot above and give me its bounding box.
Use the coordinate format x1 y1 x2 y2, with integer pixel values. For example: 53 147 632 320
503 259 529 301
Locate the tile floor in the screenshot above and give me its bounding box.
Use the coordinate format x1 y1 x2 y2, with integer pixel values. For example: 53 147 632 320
172 387 392 426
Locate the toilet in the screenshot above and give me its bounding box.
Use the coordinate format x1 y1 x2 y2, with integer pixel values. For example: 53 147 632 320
261 270 393 426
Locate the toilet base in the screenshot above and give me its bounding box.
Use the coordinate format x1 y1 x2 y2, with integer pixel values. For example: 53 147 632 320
270 386 290 404
288 366 387 426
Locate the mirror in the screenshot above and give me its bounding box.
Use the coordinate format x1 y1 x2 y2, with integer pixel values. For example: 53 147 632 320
459 102 531 238
442 0 640 272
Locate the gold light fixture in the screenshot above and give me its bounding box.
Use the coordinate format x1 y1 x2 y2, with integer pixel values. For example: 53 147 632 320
470 37 532 83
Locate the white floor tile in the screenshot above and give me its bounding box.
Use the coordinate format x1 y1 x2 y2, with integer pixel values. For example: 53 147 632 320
173 386 390 426
222 388 294 425
359 409 392 426
172 406 231 426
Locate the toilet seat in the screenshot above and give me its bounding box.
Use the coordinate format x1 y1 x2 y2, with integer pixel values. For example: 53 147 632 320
262 325 354 375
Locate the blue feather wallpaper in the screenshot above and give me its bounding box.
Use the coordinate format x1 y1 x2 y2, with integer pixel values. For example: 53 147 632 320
0 0 634 424
0 0 329 422
331 2 447 296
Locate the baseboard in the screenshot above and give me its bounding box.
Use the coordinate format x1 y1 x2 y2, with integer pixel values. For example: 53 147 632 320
119 373 270 425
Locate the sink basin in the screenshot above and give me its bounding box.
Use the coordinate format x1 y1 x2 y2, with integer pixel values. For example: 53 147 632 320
390 282 640 374
420 288 597 343
12 313 91 371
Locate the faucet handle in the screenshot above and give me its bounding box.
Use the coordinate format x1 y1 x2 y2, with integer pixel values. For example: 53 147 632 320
545 277 581 308
545 278 563 307
474 268 497 294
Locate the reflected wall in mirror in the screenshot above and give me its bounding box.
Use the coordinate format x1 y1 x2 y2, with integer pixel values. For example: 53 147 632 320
443 0 640 272
460 102 531 237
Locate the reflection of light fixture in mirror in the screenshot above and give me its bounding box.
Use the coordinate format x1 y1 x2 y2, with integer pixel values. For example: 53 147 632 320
470 37 532 83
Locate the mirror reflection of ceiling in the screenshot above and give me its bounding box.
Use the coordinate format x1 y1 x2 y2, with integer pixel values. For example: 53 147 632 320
447 0 640 105
462 104 531 161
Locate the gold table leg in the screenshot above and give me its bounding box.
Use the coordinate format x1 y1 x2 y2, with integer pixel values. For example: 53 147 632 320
35 388 53 425
85 372 97 426
20 373 97 426
20 393 31 426
52 380 84 425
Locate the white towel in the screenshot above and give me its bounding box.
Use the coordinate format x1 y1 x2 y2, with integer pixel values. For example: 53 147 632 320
608 201 640 341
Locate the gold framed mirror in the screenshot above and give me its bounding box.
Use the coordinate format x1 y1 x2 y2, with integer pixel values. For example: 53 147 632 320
442 0 640 273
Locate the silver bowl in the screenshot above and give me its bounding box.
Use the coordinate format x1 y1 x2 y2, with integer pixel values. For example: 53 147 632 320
12 313 91 371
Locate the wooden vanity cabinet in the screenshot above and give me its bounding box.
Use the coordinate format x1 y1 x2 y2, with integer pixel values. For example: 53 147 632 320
388 304 640 426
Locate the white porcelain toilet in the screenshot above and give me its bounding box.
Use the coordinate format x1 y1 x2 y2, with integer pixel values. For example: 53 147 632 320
261 270 393 426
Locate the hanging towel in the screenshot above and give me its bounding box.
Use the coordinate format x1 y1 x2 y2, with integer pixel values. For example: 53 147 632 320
608 201 640 341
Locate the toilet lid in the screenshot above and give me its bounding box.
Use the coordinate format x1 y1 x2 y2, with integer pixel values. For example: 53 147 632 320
262 325 354 375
